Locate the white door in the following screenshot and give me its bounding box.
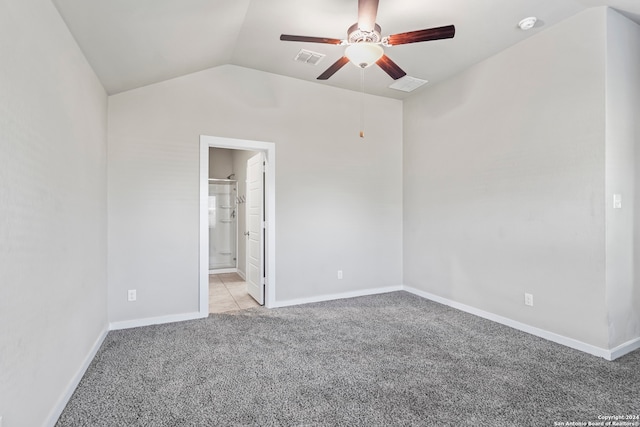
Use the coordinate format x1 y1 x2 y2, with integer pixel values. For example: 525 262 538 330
246 153 265 304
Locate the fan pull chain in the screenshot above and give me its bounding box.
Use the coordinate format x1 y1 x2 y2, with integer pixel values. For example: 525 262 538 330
359 66 365 138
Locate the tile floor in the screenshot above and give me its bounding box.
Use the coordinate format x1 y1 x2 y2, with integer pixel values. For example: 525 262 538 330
209 272 260 313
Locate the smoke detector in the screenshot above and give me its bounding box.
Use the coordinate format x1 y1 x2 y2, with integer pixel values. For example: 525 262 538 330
518 17 537 31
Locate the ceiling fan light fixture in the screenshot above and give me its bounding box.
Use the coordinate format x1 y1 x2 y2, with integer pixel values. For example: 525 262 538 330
280 0 455 81
345 43 384 68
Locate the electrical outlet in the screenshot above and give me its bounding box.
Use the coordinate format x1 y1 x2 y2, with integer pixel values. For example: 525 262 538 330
524 293 533 307
337 270 343 280
128 289 137 302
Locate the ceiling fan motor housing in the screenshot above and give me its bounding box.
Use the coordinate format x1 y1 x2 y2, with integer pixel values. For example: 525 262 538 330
347 23 382 43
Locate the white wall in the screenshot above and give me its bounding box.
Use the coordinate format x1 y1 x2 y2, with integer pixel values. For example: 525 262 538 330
604 9 640 349
209 147 233 179
403 8 609 348
0 0 108 426
107 65 403 323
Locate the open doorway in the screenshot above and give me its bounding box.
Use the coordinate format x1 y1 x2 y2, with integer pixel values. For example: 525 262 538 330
199 136 276 316
208 147 255 277
208 147 262 312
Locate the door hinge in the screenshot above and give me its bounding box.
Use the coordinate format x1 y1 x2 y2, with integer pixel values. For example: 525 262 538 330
262 221 267 228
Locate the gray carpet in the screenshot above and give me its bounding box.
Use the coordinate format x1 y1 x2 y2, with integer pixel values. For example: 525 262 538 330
56 292 639 426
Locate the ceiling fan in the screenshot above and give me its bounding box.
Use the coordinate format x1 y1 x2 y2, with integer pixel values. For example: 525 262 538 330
280 0 455 81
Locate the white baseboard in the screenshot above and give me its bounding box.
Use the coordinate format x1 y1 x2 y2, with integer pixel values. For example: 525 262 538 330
402 286 626 361
609 337 640 361
109 311 206 331
271 285 403 309
45 327 108 427
236 270 246 281
209 267 237 275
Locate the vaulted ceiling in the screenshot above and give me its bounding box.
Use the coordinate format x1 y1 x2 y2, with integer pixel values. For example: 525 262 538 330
52 0 640 99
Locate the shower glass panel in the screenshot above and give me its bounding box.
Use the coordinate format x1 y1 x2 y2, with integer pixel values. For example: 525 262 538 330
208 180 237 270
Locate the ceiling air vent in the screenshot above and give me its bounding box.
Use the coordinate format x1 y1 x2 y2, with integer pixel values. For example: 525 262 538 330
389 76 428 92
293 49 325 66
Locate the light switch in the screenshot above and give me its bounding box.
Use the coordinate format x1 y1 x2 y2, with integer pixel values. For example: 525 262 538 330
613 194 622 209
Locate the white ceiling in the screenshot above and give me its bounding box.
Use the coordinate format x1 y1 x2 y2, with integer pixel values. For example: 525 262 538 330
52 0 640 99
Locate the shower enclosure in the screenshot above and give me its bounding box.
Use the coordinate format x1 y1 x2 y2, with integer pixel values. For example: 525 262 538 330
208 179 237 272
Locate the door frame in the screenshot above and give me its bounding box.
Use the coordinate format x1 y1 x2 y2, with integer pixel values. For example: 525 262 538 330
199 135 276 314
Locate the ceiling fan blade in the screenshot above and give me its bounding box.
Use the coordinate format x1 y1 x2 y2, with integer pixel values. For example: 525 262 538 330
280 34 343 45
317 56 350 80
376 55 406 80
386 25 455 46
357 0 379 32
